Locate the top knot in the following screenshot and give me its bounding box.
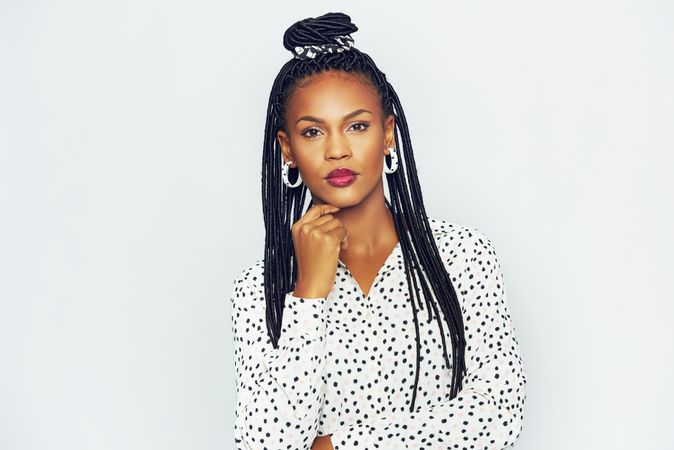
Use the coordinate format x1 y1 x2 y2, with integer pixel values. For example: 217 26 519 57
283 12 359 60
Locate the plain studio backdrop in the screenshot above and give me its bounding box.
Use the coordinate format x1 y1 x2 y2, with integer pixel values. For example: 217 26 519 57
1 1 673 449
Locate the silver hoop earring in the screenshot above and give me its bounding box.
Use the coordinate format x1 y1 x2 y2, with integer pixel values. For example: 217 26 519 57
384 147 399 174
282 160 303 188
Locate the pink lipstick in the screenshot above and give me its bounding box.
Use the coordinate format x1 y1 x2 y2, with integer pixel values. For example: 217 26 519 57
325 167 358 187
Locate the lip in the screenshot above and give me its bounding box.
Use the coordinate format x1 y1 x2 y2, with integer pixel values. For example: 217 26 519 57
326 167 357 178
325 167 358 187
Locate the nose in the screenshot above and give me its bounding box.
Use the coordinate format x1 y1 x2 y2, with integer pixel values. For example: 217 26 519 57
324 133 352 160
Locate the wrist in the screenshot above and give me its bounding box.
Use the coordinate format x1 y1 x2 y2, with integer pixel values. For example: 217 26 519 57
293 280 330 299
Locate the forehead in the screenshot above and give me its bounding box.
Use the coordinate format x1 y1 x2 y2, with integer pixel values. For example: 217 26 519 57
285 71 380 118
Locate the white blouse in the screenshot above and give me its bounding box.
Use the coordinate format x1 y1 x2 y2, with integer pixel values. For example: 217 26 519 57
230 217 527 450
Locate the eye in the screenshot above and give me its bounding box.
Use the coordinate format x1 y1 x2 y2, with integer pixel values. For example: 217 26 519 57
349 122 370 132
300 122 370 139
301 127 323 139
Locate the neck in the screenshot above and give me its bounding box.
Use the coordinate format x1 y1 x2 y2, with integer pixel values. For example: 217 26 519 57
333 180 398 257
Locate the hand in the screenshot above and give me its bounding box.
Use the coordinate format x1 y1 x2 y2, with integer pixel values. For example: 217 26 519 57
308 196 348 252
291 200 348 299
311 434 334 450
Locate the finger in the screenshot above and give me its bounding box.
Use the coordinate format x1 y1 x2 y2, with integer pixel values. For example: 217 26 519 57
300 217 342 240
325 224 349 248
302 213 335 231
298 202 340 226
313 217 343 233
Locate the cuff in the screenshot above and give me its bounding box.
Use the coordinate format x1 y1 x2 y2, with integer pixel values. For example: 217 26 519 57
329 425 408 450
277 292 327 344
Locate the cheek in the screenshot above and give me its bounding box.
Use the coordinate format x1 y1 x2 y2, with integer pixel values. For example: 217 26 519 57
364 146 385 170
294 154 324 182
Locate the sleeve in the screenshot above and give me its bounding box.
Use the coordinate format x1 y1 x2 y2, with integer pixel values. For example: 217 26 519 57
230 268 329 450
328 229 527 450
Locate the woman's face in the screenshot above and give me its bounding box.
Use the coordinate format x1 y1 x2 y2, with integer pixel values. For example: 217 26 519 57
277 70 395 208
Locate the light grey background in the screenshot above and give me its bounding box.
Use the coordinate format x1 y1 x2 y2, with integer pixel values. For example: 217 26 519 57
1 1 673 449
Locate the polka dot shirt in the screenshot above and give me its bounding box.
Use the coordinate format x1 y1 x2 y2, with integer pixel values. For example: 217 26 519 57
230 217 527 449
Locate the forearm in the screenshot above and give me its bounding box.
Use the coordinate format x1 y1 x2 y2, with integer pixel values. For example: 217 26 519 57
232 273 330 450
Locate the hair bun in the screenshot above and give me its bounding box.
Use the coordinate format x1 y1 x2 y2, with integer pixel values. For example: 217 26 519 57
283 12 358 54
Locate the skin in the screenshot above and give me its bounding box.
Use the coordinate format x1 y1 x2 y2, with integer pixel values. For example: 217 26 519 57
277 69 399 298
276 69 400 450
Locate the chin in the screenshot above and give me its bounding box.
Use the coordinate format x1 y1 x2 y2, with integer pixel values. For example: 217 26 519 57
315 192 361 209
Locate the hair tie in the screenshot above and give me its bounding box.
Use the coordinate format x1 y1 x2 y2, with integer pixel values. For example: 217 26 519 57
292 35 355 60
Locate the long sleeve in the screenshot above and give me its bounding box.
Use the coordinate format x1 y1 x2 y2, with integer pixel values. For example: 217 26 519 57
230 267 328 450
328 230 527 450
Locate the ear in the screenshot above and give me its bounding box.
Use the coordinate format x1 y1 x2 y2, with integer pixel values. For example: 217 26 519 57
383 113 395 153
276 130 295 166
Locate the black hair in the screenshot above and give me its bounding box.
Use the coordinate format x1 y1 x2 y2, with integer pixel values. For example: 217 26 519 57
260 12 466 412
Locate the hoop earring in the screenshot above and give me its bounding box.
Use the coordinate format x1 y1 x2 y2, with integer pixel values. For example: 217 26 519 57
282 160 303 188
384 146 399 174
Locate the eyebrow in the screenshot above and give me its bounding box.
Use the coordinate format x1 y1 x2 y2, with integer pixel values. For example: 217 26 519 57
295 108 373 126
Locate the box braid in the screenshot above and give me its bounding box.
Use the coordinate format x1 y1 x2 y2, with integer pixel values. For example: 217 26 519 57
260 12 466 412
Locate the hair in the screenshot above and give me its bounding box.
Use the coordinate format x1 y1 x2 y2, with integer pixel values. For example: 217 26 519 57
260 12 466 412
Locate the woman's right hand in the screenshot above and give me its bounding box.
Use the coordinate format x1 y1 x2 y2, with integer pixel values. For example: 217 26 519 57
291 202 348 299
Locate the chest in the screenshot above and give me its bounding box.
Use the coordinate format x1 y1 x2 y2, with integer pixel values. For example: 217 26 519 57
338 260 381 299
338 242 400 298
319 268 454 432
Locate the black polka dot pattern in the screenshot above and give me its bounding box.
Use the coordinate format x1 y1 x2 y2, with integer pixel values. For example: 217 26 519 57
230 217 527 449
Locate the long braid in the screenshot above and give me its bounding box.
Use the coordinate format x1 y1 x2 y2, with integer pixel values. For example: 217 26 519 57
261 12 466 412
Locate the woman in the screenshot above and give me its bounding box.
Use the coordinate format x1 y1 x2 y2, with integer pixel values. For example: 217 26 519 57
230 12 527 450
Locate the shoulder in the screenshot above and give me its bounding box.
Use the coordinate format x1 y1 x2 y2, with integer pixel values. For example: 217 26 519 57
231 218 502 294
427 217 508 312
427 216 501 273
427 216 494 247
232 257 265 288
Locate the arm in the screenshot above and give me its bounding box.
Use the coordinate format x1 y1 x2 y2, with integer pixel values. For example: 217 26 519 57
231 267 328 450
328 230 527 450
